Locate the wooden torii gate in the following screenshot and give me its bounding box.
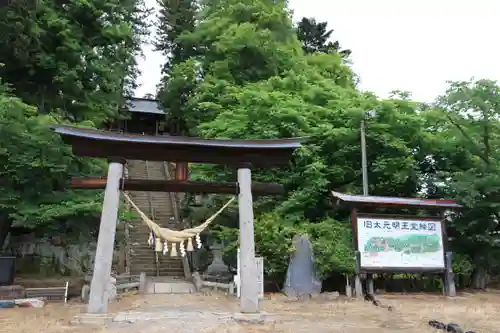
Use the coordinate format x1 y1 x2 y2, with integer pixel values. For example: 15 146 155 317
53 125 303 314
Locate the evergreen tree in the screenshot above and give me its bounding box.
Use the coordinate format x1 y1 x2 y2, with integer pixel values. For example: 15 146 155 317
0 0 148 126
155 0 197 76
296 17 351 58
155 0 198 135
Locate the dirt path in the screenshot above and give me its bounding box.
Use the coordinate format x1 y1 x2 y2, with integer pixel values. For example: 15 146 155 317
0 292 498 333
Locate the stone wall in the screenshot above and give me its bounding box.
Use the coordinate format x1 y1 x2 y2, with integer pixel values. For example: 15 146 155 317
4 232 126 276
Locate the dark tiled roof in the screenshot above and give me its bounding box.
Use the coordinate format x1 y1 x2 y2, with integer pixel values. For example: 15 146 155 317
331 191 461 209
53 125 304 148
52 125 304 166
123 97 163 115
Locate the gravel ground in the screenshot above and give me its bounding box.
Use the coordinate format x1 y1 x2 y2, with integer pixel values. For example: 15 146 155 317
1 291 499 333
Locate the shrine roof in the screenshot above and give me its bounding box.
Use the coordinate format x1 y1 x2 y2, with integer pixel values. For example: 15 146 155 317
53 125 304 167
331 191 461 209
123 97 163 115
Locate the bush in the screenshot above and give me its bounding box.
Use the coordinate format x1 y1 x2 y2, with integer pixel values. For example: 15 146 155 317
212 212 355 283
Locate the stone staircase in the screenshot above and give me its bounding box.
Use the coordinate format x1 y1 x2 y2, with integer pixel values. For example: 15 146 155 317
125 159 185 277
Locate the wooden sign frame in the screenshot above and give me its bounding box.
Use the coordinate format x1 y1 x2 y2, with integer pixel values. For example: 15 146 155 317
351 211 448 274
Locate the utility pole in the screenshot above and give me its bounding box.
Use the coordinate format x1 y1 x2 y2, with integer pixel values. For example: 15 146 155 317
360 118 369 196
360 112 375 296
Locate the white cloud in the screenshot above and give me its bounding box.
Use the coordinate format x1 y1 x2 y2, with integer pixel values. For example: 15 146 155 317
136 0 500 102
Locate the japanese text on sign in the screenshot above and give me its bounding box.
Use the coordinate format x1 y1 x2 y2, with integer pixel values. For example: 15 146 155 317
356 216 445 269
362 220 437 232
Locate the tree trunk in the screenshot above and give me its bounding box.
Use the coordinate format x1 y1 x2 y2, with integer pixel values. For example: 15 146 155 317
472 266 488 290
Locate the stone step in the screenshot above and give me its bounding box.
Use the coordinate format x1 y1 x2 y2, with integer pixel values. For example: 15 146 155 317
130 265 183 277
128 233 155 239
130 264 183 270
129 254 183 262
129 256 183 262
129 248 184 256
145 280 196 294
129 253 184 261
131 260 181 266
129 262 182 269
131 249 181 254
130 262 183 268
130 269 184 277
128 235 191 243
131 260 183 266
125 159 185 278
129 254 182 260
127 219 180 230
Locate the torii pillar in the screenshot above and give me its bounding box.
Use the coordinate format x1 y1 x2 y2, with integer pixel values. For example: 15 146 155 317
88 158 124 313
237 165 259 313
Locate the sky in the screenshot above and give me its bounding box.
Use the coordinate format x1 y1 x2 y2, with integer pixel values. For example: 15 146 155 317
135 0 500 102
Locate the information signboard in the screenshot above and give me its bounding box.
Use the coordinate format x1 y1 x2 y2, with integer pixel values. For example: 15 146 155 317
356 216 445 271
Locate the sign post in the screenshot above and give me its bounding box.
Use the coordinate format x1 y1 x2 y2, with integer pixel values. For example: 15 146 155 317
235 248 264 299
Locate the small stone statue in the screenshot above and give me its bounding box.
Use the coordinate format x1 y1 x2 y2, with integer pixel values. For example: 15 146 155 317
81 275 117 303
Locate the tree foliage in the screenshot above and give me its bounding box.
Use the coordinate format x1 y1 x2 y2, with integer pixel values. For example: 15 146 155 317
296 17 351 58
155 0 198 135
0 0 148 125
0 0 146 248
0 84 105 244
426 79 500 286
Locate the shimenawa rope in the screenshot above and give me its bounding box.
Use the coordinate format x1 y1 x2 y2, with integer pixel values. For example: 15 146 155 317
123 192 236 257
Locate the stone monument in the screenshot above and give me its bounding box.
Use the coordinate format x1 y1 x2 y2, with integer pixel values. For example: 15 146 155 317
283 235 322 297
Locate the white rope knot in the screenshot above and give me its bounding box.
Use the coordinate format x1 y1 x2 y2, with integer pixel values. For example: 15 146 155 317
195 234 202 249
180 241 186 256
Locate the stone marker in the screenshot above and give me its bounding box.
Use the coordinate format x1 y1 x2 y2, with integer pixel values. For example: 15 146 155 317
283 235 322 298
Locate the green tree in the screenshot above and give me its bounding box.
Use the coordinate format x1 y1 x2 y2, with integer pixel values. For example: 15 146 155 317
0 0 148 251
296 17 351 58
182 0 304 132
0 0 148 126
155 0 198 135
426 79 500 289
0 85 104 247
155 0 197 76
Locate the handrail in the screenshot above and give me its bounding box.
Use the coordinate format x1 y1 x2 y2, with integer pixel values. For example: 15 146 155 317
123 163 131 274
144 152 159 276
144 160 155 220
162 161 181 224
